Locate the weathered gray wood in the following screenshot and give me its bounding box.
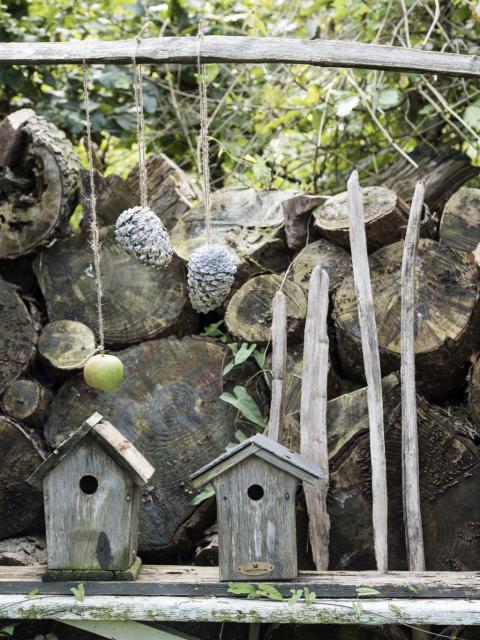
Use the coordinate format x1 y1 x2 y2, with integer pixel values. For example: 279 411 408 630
191 433 323 489
300 265 330 571
44 434 139 572
214 456 299 581
42 557 142 582
66 620 200 640
267 291 287 443
439 187 480 252
0 108 35 166
1 378 52 427
401 182 425 573
28 412 103 486
3 593 480 624
347 170 388 572
5 565 480 598
0 37 479 77
38 320 96 373
92 420 155 487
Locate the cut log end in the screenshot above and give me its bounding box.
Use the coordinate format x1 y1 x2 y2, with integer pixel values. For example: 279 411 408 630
1 379 52 427
291 238 352 291
439 187 480 253
38 320 96 373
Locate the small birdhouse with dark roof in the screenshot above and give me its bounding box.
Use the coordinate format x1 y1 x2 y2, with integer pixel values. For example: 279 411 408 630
28 412 154 582
190 433 323 581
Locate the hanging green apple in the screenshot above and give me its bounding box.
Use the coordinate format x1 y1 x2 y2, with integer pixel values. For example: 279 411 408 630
83 354 124 392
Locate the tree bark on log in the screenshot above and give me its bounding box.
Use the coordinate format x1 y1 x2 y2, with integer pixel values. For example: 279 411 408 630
80 169 137 229
291 238 352 292
225 274 307 344
0 109 35 167
128 153 200 231
38 320 96 375
171 188 299 275
1 379 52 428
439 187 480 253
0 114 80 258
312 186 409 252
0 416 45 539
0 278 37 395
33 227 196 346
44 336 252 557
334 238 480 400
328 394 480 571
368 146 480 215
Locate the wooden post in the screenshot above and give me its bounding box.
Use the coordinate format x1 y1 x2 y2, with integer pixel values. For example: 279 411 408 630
401 181 426 571
347 171 388 572
268 291 287 443
300 265 330 570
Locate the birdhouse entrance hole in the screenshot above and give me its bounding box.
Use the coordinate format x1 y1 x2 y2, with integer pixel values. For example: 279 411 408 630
79 475 98 495
247 484 264 501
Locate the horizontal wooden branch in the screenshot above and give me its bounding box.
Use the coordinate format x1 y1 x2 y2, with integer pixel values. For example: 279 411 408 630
0 37 479 76
2 594 480 625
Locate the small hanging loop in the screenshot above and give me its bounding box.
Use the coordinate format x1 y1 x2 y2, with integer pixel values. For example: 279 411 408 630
82 60 105 354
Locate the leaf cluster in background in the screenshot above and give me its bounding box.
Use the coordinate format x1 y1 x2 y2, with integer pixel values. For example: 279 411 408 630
1 0 479 190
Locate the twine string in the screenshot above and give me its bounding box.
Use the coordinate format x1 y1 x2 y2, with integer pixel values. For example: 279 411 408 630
197 21 212 246
82 61 105 354
133 24 151 209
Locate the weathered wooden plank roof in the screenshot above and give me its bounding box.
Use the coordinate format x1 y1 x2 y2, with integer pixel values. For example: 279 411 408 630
190 433 324 488
27 412 154 487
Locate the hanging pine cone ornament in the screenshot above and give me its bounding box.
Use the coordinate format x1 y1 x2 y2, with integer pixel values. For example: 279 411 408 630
115 206 173 268
187 243 237 313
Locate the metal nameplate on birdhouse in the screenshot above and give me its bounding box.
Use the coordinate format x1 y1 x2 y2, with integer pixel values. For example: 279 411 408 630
236 562 275 576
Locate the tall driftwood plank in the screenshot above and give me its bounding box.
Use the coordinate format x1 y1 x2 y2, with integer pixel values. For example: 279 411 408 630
44 435 138 571
300 265 330 570
346 170 388 572
401 182 425 572
0 37 479 78
214 456 298 581
267 291 287 443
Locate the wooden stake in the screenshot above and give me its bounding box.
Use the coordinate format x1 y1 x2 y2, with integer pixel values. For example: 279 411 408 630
300 265 330 570
347 171 388 572
401 181 425 571
268 291 287 443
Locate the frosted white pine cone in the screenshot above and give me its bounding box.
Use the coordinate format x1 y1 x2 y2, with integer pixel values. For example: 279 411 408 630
188 244 237 313
115 205 173 268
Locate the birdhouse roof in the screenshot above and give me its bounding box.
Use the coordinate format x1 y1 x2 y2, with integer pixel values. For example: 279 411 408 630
27 412 155 487
190 433 324 489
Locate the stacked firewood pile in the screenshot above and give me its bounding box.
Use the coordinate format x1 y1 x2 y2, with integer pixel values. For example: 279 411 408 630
1 108 480 572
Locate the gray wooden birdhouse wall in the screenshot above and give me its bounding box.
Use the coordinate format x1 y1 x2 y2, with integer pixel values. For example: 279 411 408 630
28 412 154 581
190 433 323 581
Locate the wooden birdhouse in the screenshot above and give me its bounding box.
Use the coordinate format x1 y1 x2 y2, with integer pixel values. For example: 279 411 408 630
190 433 324 581
28 412 154 582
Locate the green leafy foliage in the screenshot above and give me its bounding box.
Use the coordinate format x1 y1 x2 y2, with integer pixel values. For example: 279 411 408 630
189 483 215 505
355 586 381 597
70 582 85 602
220 385 267 429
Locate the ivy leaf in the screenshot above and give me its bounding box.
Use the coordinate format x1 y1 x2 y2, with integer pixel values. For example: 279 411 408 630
287 589 303 606
220 386 267 429
70 583 85 603
303 587 316 604
463 104 480 131
26 588 39 599
378 88 403 110
0 625 16 637
336 95 359 117
254 349 266 369
227 582 257 598
356 587 381 597
256 584 284 601
190 483 215 506
235 343 257 366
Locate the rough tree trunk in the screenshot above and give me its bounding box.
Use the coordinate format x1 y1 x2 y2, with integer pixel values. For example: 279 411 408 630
171 187 301 276
328 393 480 571
0 109 35 167
44 336 256 558
128 153 200 231
0 113 80 258
225 274 307 344
312 186 409 252
439 187 480 252
333 238 479 400
0 416 45 539
291 238 352 291
0 278 37 395
33 227 196 346
1 379 52 428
